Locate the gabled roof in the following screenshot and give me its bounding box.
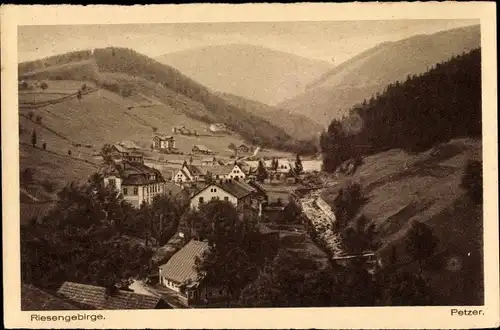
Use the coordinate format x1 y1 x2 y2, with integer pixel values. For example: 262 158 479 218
206 166 233 176
118 140 141 150
101 162 165 185
192 145 211 152
184 163 204 176
112 144 129 154
159 240 209 284
192 180 255 200
57 282 162 310
154 134 175 141
21 284 86 311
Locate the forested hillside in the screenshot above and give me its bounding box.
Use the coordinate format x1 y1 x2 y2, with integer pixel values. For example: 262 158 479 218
321 48 481 172
219 92 324 142
19 47 317 154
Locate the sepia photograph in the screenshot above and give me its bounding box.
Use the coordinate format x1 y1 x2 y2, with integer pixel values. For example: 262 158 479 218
2 3 499 329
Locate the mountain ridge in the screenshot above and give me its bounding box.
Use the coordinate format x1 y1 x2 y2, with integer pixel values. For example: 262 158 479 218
156 43 333 106
279 24 481 125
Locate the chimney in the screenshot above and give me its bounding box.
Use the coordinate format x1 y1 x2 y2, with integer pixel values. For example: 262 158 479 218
105 284 119 297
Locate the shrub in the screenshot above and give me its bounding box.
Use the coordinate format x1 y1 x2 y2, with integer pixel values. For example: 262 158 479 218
21 168 34 184
41 179 57 193
461 159 482 204
27 111 34 120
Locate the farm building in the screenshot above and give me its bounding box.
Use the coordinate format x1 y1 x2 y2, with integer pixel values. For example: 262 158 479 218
201 157 219 167
205 165 233 180
238 144 250 153
192 145 213 155
208 123 228 133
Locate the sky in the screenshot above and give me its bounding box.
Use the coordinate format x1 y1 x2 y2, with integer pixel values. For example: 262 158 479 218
18 20 478 65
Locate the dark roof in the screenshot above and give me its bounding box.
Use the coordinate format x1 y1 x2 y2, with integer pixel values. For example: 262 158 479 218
184 164 204 176
118 140 141 150
57 282 162 310
101 162 165 186
192 145 211 152
193 180 255 200
154 134 174 140
206 166 232 176
21 284 84 311
159 240 209 284
112 144 129 154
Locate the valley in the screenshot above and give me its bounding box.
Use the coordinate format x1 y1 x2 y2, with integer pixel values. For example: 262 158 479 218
18 22 484 310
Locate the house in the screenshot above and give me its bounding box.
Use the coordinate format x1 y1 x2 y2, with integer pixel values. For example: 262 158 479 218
57 282 166 310
152 135 176 150
227 163 247 180
158 240 227 306
99 160 167 208
192 145 213 155
158 240 208 305
208 123 227 133
205 165 233 180
174 161 205 186
201 157 219 167
21 284 89 311
117 140 141 151
238 144 250 153
189 179 263 216
107 144 130 162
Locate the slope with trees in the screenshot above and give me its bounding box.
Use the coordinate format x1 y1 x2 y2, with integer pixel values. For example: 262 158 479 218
321 48 481 173
279 25 480 125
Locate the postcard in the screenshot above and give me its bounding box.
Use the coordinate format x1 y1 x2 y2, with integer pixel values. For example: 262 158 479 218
1 2 499 329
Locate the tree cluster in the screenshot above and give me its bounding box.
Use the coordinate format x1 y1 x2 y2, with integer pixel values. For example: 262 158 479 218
20 173 187 291
180 200 279 306
238 248 434 307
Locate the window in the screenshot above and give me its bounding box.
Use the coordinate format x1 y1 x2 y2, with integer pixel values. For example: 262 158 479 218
224 197 229 201
108 179 116 188
123 188 128 196
133 187 138 195
212 196 217 201
199 197 204 204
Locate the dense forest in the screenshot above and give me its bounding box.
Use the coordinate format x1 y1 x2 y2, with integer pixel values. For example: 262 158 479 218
18 48 317 154
321 48 482 172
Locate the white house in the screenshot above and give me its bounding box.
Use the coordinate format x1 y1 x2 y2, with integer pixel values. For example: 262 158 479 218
158 240 228 306
189 180 256 211
152 135 176 150
174 161 205 186
227 163 246 180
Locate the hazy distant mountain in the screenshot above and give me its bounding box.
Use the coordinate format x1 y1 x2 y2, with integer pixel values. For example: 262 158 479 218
278 25 481 125
157 44 333 106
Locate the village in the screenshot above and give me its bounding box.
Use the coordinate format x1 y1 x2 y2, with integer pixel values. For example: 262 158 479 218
22 129 379 310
